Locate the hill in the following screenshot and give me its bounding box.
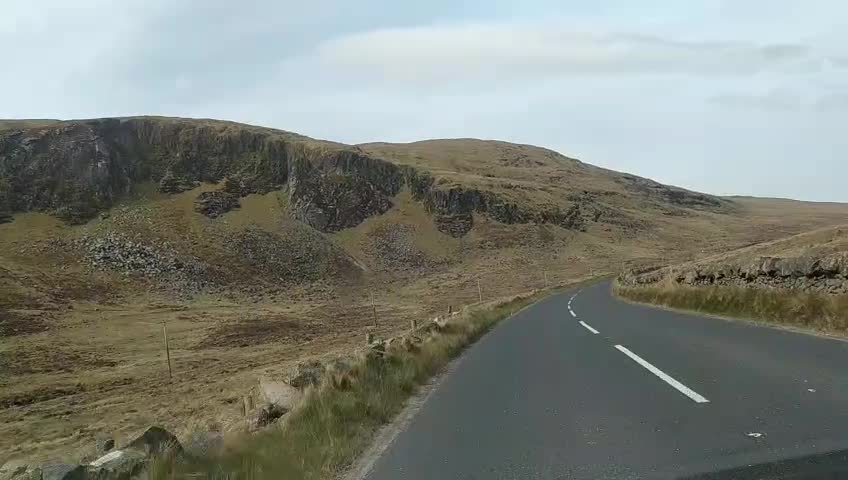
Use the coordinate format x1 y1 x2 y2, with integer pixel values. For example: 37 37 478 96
0 119 60 132
3 116 848 461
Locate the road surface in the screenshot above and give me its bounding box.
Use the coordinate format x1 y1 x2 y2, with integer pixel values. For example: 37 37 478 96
364 281 848 479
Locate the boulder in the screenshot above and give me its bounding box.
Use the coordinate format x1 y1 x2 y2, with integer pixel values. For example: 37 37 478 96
123 426 182 457
86 450 146 480
758 257 779 276
776 257 820 278
820 254 846 276
683 270 699 284
258 377 303 410
246 404 288 432
0 460 28 480
285 360 326 389
95 434 115 457
40 463 85 480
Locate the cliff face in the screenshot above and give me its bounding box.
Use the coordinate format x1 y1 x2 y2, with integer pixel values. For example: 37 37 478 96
0 117 691 236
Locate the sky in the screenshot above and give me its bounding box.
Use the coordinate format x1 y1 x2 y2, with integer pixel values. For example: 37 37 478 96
3 1 847 201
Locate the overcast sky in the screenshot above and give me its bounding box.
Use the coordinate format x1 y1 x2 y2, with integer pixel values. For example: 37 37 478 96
3 1 847 201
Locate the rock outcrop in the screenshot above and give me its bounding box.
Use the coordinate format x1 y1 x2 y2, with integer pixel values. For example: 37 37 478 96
0 117 687 237
620 253 848 294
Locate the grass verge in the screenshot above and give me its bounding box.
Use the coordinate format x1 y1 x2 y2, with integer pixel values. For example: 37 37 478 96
151 281 589 480
614 282 848 333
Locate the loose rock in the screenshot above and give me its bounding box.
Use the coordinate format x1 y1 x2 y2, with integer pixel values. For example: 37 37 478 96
87 450 146 480
285 360 326 389
123 426 182 457
258 377 303 410
40 463 85 480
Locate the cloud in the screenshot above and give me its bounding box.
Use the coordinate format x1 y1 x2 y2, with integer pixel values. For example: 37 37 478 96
709 90 803 111
316 23 820 84
709 89 848 112
815 93 848 111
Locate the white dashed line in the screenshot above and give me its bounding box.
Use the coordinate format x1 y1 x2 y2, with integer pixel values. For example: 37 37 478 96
614 345 710 404
569 309 577 318
579 321 599 334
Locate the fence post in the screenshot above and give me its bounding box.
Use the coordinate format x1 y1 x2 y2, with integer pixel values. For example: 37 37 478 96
477 278 482 303
370 291 378 328
162 322 172 382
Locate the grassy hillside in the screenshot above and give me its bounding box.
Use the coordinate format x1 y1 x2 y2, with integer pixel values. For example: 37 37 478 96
3 116 848 462
0 119 60 131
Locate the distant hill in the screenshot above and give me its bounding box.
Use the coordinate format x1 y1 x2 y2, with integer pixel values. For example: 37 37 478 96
0 118 60 131
4 116 848 460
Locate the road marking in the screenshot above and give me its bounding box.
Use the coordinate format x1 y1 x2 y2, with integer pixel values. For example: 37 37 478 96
579 321 599 334
614 345 710 404
569 309 577 318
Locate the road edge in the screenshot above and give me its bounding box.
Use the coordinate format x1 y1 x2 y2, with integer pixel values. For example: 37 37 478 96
608 281 848 344
341 286 573 480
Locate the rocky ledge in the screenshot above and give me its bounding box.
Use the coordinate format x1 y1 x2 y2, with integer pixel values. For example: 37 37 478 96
619 253 848 294
0 117 669 237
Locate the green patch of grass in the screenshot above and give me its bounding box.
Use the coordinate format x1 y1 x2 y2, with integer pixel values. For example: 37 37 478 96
152 282 590 480
615 283 848 333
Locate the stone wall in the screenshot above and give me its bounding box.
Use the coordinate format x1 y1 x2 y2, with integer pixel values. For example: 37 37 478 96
619 253 848 294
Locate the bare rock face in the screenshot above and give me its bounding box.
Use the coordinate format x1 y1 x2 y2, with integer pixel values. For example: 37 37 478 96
289 172 393 232
0 117 714 236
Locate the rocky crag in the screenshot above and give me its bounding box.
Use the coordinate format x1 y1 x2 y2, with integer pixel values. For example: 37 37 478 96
0 117 728 237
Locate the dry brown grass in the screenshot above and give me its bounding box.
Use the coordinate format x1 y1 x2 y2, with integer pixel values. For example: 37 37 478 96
615 282 848 333
150 280 595 480
4 133 848 464
0 119 60 131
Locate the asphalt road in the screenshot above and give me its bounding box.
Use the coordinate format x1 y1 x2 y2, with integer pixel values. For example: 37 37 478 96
364 281 848 480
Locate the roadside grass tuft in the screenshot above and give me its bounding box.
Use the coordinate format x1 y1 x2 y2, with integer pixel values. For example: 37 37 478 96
152 284 583 480
615 283 848 333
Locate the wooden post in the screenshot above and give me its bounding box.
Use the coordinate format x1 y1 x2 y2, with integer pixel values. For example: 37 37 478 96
544 271 549 288
162 322 172 382
370 291 378 328
477 278 482 303
410 319 417 331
